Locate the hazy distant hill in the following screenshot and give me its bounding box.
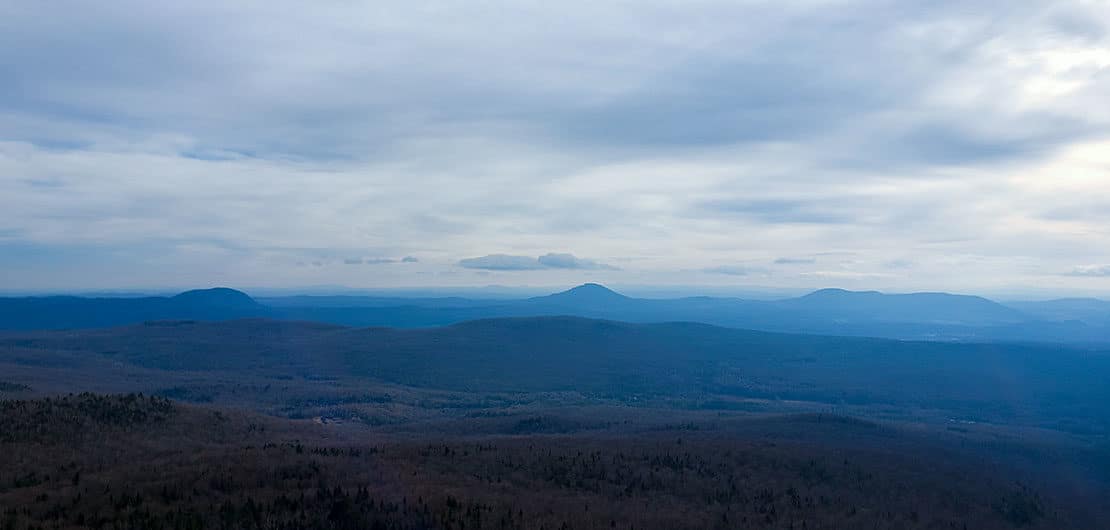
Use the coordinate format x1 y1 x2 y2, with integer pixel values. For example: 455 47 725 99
524 282 633 308
0 287 269 329
1007 298 1110 325
5 316 1109 434
3 284 1109 344
779 288 1028 325
263 284 1110 344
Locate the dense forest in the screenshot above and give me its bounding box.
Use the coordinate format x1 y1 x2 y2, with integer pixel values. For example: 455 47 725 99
3 294 1109 528
4 317 1110 436
1 394 1103 529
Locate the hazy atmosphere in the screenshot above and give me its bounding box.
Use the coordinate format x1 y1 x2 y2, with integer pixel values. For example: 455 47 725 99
3 1 1110 295
6 3 1110 529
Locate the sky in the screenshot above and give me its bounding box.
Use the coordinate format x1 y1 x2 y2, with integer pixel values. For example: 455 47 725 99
2 1 1110 297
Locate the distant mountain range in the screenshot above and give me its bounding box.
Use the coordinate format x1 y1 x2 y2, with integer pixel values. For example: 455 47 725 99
1 283 1108 344
0 288 266 330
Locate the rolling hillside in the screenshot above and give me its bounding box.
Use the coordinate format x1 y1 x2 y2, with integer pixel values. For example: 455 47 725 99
4 316 1109 434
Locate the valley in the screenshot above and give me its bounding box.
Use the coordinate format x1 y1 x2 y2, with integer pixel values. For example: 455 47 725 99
2 287 1109 528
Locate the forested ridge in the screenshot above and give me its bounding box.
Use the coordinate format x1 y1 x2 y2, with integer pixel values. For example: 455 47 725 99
0 394 1090 529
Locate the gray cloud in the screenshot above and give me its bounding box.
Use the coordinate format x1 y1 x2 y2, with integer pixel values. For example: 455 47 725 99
345 257 420 265
699 199 856 224
884 259 915 270
703 265 753 277
459 253 615 271
537 253 618 270
774 257 817 265
1 1 1110 294
1065 265 1110 277
1 1 1102 168
458 254 547 271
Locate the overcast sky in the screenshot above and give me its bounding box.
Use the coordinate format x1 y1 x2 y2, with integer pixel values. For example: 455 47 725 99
2 1 1110 296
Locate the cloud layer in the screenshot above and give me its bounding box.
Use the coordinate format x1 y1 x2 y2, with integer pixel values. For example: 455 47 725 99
2 1 1110 295
1066 265 1110 278
460 253 617 271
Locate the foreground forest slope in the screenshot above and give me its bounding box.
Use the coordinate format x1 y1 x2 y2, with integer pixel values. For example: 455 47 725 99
0 394 1097 530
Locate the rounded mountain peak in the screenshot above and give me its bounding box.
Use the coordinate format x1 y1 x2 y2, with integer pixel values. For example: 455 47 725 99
559 283 626 298
172 287 258 307
534 283 629 306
